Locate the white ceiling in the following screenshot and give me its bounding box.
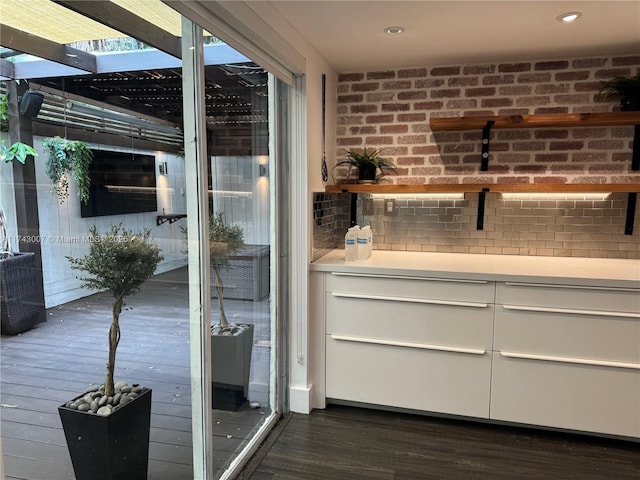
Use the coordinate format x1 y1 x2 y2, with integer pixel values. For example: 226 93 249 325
269 0 640 72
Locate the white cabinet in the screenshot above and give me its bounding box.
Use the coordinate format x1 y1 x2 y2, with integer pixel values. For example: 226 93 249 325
491 282 640 438
324 272 494 418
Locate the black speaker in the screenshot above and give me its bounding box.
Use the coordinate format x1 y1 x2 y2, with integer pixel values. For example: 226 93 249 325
19 90 44 118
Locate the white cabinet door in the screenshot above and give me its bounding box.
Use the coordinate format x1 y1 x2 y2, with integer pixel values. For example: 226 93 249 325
327 335 492 418
490 352 640 438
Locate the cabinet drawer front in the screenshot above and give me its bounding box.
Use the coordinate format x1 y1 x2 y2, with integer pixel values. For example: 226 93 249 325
495 306 640 363
327 272 494 303
496 282 640 313
490 353 640 438
326 293 493 349
326 336 491 418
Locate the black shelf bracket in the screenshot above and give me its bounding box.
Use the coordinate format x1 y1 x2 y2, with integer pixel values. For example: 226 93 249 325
156 214 187 226
480 120 495 171
477 188 490 230
632 125 640 171
349 192 358 227
625 192 637 235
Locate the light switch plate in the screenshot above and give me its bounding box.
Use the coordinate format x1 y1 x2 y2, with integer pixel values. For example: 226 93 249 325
384 199 395 216
363 198 374 215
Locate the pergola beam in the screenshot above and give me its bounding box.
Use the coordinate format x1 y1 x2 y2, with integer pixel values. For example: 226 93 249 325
53 0 182 60
0 24 97 73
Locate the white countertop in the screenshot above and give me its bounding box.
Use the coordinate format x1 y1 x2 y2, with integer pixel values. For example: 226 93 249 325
311 250 640 288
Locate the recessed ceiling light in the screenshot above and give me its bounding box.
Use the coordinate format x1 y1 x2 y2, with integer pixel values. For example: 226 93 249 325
384 26 405 35
557 11 582 22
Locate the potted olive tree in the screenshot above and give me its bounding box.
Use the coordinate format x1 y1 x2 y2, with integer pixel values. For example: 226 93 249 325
0 110 40 335
208 211 254 410
58 224 163 480
333 147 396 183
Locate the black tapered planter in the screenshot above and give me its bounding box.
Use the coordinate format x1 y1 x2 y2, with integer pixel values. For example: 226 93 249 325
620 97 640 111
212 323 254 411
0 252 40 335
58 388 152 480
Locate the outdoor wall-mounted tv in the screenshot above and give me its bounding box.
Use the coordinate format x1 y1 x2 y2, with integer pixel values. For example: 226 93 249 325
80 149 157 218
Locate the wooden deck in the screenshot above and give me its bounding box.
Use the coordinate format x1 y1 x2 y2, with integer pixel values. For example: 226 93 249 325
1 267 272 480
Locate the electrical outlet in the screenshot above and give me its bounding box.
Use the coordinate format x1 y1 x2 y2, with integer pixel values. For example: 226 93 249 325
384 199 395 216
363 198 374 215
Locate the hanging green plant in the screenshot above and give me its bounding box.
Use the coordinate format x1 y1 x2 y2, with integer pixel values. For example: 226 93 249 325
0 94 9 132
0 139 37 164
42 136 93 204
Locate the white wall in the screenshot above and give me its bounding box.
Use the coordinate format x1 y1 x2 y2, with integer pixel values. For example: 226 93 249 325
33 136 188 308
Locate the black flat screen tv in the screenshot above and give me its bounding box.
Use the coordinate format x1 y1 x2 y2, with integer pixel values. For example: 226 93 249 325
80 149 157 218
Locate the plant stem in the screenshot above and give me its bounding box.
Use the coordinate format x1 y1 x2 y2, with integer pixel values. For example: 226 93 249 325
105 295 123 397
213 265 228 329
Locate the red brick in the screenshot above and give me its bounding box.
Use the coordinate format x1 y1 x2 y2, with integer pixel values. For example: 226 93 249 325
534 153 569 162
398 134 427 144
534 61 569 71
497 130 531 140
463 109 495 117
367 92 395 102
411 123 430 133
398 113 426 122
574 81 601 92
381 103 411 112
352 83 379 92
495 176 530 184
351 105 377 114
398 68 427 78
551 165 585 173
484 75 516 85
367 71 395 80
536 84 570 94
397 156 427 165
533 176 568 183
463 64 496 75
431 89 462 98
337 84 350 93
554 93 590 104
612 55 640 66
398 91 427 100
572 152 608 162
589 164 625 174
412 166 442 175
498 63 532 73
380 124 408 134
447 99 477 110
534 129 568 139
480 98 512 109
337 105 348 114
572 58 607 69
572 128 608 139
383 80 412 90
415 78 446 89
414 101 444 110
445 143 475 153
466 87 496 97
338 73 364 82
499 85 531 95
431 66 461 76
338 94 363 103
514 165 547 174
365 136 394 145
337 115 363 125
572 176 608 184
350 126 376 135
550 141 584 151
518 73 552 83
556 71 591 81
587 140 625 150
449 77 479 87
533 107 569 114
515 96 551 107
484 164 510 173
595 68 633 79
366 114 394 124
337 137 362 146
412 145 439 155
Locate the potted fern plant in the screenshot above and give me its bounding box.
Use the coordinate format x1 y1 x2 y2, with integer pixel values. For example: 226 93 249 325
333 147 396 184
208 211 254 410
58 224 163 480
42 136 93 203
599 71 640 111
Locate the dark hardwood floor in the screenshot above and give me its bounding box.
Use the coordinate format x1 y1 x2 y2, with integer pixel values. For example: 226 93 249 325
241 404 640 480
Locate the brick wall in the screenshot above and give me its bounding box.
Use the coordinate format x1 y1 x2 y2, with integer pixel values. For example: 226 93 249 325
316 54 640 260
334 54 640 185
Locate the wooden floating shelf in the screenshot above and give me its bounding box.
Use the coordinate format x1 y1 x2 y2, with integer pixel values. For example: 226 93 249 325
430 112 640 131
325 183 640 194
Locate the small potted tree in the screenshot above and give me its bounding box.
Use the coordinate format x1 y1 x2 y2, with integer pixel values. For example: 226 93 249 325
58 224 163 480
42 136 93 203
208 211 254 410
333 147 396 184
